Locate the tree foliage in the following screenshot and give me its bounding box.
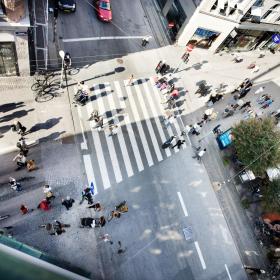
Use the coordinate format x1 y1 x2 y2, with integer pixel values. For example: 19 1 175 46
232 118 280 175
263 179 280 212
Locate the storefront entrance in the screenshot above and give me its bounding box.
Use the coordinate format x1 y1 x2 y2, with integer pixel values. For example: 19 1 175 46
0 42 18 76
218 29 280 53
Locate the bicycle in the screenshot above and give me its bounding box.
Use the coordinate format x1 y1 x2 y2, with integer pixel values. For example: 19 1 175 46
31 71 56 91
35 88 55 103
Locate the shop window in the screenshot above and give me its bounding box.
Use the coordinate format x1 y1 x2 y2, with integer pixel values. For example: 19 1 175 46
0 42 18 76
261 4 280 20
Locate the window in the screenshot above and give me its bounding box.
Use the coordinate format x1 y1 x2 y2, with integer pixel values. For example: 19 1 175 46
261 4 280 20
210 0 218 11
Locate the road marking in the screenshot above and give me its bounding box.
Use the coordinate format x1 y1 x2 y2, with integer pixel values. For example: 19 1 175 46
125 80 154 167
83 154 98 195
224 264 232 280
194 241 206 270
86 102 111 189
108 82 133 178
63 36 146 43
115 82 144 172
142 82 171 157
77 106 88 150
94 84 122 184
134 82 163 162
149 79 179 153
177 192 188 217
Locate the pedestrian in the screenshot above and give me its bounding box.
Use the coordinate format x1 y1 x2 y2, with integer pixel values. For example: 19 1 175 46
127 74 134 86
93 115 104 130
9 177 22 191
108 210 121 221
99 234 113 244
13 152 27 169
26 159 36 171
37 199 51 211
192 148 207 161
43 185 55 202
108 124 118 136
261 98 273 109
11 121 27 135
172 139 185 149
117 241 127 254
161 135 176 149
80 187 94 205
239 101 251 110
155 61 163 73
254 86 265 95
61 196 75 210
141 36 150 47
20 204 33 215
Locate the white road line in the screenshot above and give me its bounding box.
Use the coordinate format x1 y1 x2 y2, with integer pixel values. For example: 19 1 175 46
177 192 188 217
86 102 111 189
125 81 154 167
143 82 171 158
224 264 232 280
106 83 134 178
149 79 178 153
194 241 206 270
115 82 144 172
63 35 146 42
83 154 98 195
77 106 88 150
94 84 122 184
134 83 163 162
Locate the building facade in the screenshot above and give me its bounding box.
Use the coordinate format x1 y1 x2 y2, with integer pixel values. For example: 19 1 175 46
0 0 30 76
156 0 280 53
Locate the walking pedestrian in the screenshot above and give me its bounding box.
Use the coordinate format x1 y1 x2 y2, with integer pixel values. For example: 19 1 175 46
9 177 22 191
61 196 75 210
88 201 102 211
11 121 27 135
127 74 134 86
261 98 273 109
20 204 33 215
172 139 185 149
26 159 36 171
141 36 150 47
117 241 127 254
239 101 251 110
108 124 118 136
13 152 27 169
99 234 113 244
43 185 55 202
37 199 51 211
192 148 207 161
80 187 94 205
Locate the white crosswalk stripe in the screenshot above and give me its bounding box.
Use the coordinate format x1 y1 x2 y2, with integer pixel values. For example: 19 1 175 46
114 81 144 172
93 84 123 184
86 101 111 189
76 77 187 192
125 81 154 167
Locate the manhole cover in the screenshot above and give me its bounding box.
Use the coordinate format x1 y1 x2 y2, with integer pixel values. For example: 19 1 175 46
116 58 123 64
183 226 193 241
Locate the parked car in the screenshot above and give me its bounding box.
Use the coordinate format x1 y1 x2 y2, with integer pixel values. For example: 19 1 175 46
95 0 112 22
58 0 76 12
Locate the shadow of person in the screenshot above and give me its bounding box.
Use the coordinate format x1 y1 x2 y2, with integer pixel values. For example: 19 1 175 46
0 109 35 123
0 102 25 113
0 125 12 134
29 117 63 133
38 131 66 143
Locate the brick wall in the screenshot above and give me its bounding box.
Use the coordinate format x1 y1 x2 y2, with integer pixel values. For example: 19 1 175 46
3 0 25 22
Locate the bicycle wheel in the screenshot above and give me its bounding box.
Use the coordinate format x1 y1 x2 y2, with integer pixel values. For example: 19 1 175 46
31 81 44 91
68 68 79 75
35 91 54 103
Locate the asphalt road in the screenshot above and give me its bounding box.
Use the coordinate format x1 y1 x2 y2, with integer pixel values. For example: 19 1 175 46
56 0 156 68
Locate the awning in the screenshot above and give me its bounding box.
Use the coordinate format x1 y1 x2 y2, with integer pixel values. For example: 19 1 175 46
238 22 280 32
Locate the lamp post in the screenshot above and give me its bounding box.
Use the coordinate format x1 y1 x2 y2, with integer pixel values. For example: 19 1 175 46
59 50 65 90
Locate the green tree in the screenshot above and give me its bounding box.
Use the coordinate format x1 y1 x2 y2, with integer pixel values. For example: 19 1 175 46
263 179 280 212
232 118 280 175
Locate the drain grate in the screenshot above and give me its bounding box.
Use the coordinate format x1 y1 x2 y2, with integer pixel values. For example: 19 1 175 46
183 226 193 241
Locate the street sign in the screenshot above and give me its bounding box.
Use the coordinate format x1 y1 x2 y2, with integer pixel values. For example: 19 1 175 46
272 34 280 44
186 44 194 52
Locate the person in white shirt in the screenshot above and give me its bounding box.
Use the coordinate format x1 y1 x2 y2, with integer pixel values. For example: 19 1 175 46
192 148 207 161
255 86 265 95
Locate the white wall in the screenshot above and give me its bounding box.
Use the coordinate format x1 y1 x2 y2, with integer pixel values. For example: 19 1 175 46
177 11 238 52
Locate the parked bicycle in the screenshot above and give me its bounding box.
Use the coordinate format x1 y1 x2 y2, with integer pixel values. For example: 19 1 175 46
31 71 60 102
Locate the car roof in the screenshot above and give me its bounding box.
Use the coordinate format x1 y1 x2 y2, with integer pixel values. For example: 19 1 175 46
59 0 76 4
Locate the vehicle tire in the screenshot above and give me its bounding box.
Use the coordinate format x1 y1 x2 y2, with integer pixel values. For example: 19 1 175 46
35 92 54 103
31 82 42 91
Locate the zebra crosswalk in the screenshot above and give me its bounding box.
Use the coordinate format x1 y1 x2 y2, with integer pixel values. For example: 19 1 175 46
75 77 188 193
